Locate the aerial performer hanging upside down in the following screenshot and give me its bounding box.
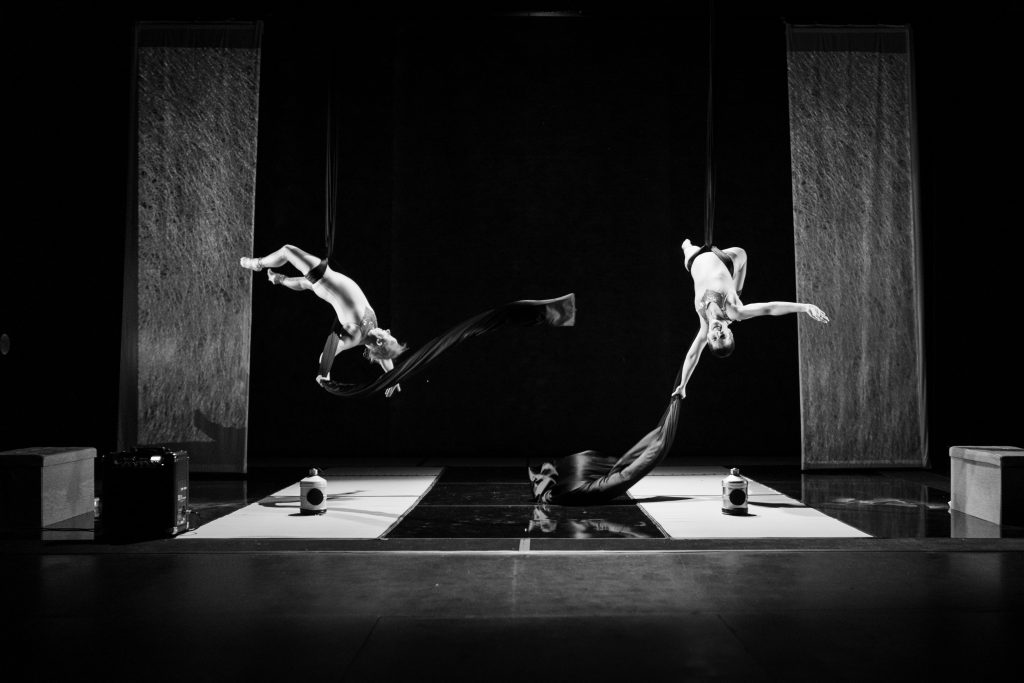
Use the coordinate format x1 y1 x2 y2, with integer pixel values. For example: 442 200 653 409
528 12 831 507
527 239 830 506
241 244 407 397
672 238 830 398
240 244 575 398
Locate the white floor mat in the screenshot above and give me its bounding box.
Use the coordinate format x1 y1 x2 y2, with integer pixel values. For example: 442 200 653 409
629 467 870 538
178 466 869 540
177 468 441 539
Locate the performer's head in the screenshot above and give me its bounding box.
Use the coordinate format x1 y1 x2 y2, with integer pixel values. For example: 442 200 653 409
363 328 408 362
707 320 734 358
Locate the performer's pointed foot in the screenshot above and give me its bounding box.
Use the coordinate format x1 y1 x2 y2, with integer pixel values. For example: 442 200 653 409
240 256 263 271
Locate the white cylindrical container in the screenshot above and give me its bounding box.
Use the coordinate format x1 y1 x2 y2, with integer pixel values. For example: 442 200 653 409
722 467 749 515
299 468 327 515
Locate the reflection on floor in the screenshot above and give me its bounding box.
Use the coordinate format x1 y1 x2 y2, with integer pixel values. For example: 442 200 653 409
187 462 1020 540
389 466 663 539
800 470 958 538
741 465 1020 539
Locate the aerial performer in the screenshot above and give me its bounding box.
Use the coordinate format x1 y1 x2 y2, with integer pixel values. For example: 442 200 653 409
240 245 406 397
526 243 829 507
241 71 573 399
670 3 828 399
527 4 828 504
672 238 829 399
240 245 575 398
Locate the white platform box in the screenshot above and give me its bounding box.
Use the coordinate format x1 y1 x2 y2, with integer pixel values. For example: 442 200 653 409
949 446 1023 526
0 447 96 530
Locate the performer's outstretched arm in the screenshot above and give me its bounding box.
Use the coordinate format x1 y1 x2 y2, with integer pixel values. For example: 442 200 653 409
672 316 709 398
316 333 364 382
377 359 401 398
734 301 829 323
317 347 402 397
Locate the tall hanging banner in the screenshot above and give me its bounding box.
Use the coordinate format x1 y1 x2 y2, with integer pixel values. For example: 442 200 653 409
787 27 927 469
119 23 262 473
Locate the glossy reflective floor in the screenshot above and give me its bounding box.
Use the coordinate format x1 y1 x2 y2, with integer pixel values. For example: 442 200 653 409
389 466 664 539
29 460 1024 543
6 459 1023 681
117 461 1024 541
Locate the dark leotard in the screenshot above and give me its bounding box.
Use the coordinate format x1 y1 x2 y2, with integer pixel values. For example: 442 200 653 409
305 259 329 285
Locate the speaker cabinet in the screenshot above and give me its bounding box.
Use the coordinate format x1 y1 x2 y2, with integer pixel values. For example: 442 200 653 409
101 446 189 538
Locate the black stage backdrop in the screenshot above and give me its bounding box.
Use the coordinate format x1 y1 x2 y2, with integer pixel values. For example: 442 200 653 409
2 5 1019 471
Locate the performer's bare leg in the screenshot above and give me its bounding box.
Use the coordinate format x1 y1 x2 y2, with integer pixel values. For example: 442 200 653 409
681 238 702 264
266 273 312 291
240 244 322 276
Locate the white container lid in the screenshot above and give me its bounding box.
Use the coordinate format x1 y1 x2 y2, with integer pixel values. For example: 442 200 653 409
0 447 97 468
949 446 1023 467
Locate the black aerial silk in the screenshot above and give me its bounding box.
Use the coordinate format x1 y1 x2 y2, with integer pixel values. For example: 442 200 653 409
531 359 683 506
316 65 576 400
317 293 576 398
524 9 715 504
702 3 717 248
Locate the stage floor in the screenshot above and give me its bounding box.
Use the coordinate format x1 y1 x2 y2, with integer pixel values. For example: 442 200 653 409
9 460 1023 681
28 458 1023 548
176 465 871 541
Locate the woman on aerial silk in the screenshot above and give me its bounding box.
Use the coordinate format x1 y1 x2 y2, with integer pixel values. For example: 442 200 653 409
529 239 830 506
529 361 684 506
672 237 830 399
667 6 829 401
240 244 575 398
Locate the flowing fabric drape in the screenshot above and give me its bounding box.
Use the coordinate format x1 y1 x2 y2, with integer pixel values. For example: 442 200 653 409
535 357 683 506
318 294 576 397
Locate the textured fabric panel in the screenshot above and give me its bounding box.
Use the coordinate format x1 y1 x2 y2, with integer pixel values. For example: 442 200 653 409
133 43 261 472
787 29 926 468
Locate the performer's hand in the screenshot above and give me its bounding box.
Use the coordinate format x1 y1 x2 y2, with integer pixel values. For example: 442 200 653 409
805 304 830 323
385 383 401 398
316 374 330 386
671 385 686 399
